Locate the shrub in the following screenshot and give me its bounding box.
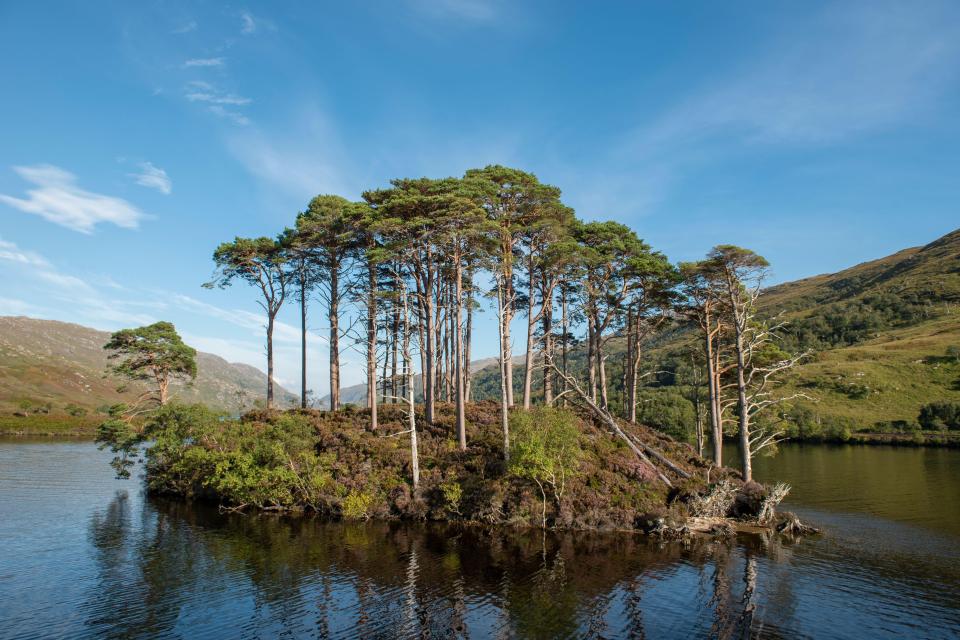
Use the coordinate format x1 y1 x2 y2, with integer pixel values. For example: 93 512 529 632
439 481 463 516
918 402 960 431
342 490 374 520
634 390 696 441
508 407 583 527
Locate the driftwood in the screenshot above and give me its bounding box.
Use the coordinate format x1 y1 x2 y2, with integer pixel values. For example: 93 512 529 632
549 363 692 488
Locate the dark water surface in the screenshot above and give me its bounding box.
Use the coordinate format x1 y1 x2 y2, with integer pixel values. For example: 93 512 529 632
1 439 958 639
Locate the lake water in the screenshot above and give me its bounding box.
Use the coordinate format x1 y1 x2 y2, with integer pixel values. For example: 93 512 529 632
0 439 958 639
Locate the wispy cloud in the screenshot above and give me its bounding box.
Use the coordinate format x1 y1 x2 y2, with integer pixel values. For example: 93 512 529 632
632 1 960 152
0 165 148 234
183 81 252 126
184 80 251 105
225 105 352 199
0 236 51 268
172 21 197 34
184 57 225 68
129 161 172 195
208 105 251 126
240 11 257 34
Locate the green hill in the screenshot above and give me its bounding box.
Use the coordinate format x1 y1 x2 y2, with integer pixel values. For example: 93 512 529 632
0 316 297 419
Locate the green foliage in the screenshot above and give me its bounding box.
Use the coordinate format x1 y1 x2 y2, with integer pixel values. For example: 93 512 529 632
634 389 696 441
508 407 583 526
342 490 374 520
918 402 960 431
104 321 197 404
439 480 463 515
64 403 88 417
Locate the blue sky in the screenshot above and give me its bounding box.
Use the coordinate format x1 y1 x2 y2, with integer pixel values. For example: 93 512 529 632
1 1 958 397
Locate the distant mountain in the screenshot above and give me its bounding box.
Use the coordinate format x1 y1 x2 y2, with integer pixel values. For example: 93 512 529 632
0 316 297 413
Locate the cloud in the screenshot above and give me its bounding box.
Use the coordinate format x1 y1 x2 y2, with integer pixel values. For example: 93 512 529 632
184 81 251 105
633 1 960 151
240 11 257 34
172 21 197 34
0 296 38 316
0 165 147 233
225 106 353 199
0 236 51 268
129 162 172 195
208 105 251 126
184 57 225 68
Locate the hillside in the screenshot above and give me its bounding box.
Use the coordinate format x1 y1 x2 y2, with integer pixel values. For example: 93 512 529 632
0 316 297 415
470 227 960 434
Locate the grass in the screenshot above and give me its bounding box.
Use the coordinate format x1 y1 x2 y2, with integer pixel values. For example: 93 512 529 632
779 313 960 427
0 413 100 436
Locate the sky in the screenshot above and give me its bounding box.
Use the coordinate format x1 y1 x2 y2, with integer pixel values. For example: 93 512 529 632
1 1 958 398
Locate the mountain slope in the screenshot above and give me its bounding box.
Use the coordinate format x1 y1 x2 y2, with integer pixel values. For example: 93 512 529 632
0 316 297 413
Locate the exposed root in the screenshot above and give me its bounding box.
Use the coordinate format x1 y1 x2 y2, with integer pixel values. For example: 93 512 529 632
775 511 820 536
689 480 739 518
757 482 790 525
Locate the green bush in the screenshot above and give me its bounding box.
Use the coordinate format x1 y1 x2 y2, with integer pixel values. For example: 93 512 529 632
918 402 960 431
342 490 374 520
634 389 696 441
509 407 583 527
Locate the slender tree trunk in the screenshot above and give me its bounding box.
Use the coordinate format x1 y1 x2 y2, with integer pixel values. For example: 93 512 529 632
587 316 597 403
300 279 308 409
561 289 569 407
598 347 609 410
329 266 340 412
402 282 419 490
626 306 635 422
733 315 752 482
158 375 169 406
367 262 378 430
497 277 510 460
423 266 436 423
542 302 553 405
266 312 276 409
522 254 536 409
454 259 466 450
703 305 722 467
391 293 400 404
504 268 514 407
464 278 473 402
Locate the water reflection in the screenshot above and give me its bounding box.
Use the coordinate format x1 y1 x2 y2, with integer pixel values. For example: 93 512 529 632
81 493 827 639
1 440 958 639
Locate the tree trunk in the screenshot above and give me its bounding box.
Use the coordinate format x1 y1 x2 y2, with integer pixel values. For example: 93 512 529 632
587 316 597 403
561 289 569 407
626 306 636 422
266 312 276 409
423 265 436 423
401 284 419 490
158 375 169 406
454 260 466 450
704 307 723 467
733 316 752 482
522 253 536 409
542 303 553 405
367 262 378 430
300 279 308 409
329 266 340 412
497 277 510 460
464 278 473 402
